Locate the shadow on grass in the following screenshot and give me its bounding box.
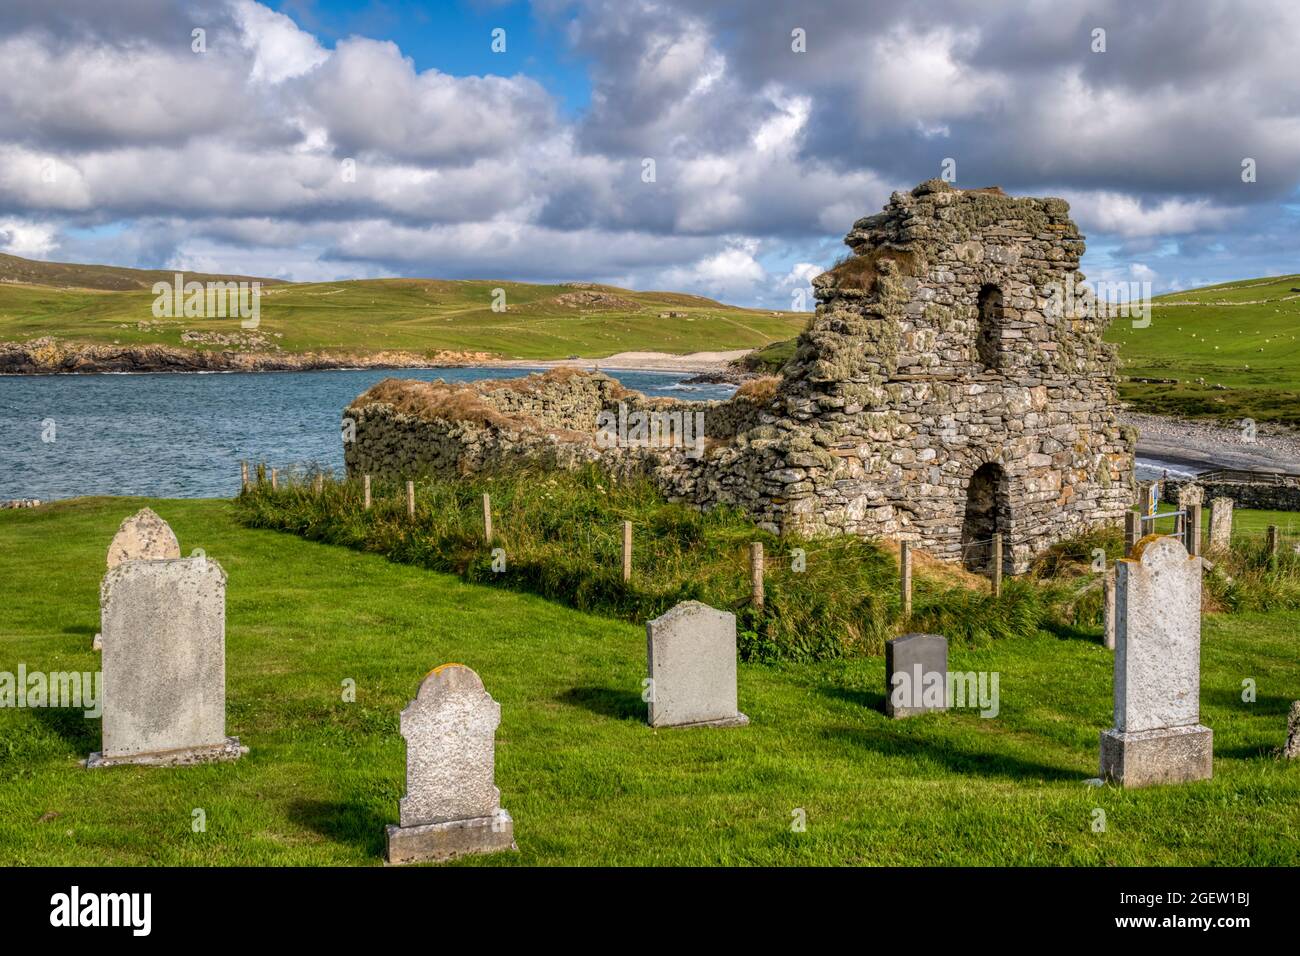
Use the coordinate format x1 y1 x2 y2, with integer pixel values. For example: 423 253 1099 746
818 684 887 714
828 724 1084 782
557 685 645 721
30 708 99 752
1040 618 1103 645
1215 742 1284 760
1204 688 1296 715
287 798 389 858
60 623 97 637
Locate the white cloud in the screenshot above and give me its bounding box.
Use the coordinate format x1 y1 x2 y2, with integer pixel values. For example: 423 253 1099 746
232 0 328 85
0 218 58 257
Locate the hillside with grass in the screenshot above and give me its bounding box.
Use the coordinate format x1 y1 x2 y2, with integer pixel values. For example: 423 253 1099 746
1106 274 1300 425
0 253 806 363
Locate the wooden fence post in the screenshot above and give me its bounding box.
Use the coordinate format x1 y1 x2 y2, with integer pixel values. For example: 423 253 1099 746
270 468 278 491
1268 525 1279 565
363 474 371 510
750 542 765 610
900 541 912 619
991 533 1003 597
314 474 323 495
1184 503 1201 556
240 460 249 491
1124 510 1140 556
406 480 415 519
482 492 493 544
622 521 632 584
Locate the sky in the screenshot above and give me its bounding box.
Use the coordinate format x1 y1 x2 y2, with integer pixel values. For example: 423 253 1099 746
0 0 1297 309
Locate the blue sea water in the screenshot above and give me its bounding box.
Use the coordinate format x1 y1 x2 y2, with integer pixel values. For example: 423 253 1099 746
0 367 737 501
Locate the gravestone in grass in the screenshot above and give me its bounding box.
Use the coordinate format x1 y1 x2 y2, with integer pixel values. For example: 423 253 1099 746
385 664 516 864
1284 702 1300 760
95 508 181 651
88 557 244 768
885 633 949 717
645 601 748 729
106 507 180 568
1207 497 1233 552
1100 535 1212 787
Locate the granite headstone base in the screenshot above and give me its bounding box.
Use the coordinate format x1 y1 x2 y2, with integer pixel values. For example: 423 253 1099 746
385 808 516 864
1099 725 1213 788
656 713 750 730
87 736 246 769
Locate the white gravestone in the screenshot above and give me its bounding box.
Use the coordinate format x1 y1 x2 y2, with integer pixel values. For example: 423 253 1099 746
646 601 748 729
385 664 516 864
1099 535 1212 787
88 557 244 768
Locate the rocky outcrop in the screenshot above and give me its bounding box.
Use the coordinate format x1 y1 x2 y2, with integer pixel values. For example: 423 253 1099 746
344 181 1136 572
0 337 496 374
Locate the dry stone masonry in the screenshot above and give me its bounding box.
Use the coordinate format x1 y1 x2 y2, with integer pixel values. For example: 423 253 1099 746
344 181 1135 571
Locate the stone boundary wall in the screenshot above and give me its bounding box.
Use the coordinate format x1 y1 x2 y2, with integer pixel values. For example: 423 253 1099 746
342 369 770 482
1166 478 1300 513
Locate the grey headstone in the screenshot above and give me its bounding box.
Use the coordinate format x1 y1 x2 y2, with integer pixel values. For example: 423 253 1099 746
886 632 949 717
645 601 748 729
1284 701 1300 760
1100 535 1212 787
106 508 180 569
1208 497 1233 552
88 557 243 768
385 664 516 864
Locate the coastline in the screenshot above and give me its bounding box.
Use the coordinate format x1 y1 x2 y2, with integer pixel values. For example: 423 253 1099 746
0 338 749 377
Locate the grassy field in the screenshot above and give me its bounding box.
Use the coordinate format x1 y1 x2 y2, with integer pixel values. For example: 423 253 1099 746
1 497 1297 866
0 252 807 360
1105 274 1300 424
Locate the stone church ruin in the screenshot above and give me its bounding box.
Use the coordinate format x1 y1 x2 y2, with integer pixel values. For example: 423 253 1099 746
344 180 1136 572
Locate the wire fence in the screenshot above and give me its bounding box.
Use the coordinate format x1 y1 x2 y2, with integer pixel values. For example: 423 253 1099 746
240 460 1300 611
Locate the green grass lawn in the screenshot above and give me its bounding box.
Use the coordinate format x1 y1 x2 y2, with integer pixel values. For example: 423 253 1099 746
0 277 808 360
1106 274 1300 424
1 498 1298 865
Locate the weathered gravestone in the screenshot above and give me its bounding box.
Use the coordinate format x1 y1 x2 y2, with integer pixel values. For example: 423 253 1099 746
94 508 181 651
385 664 516 864
1100 535 1212 787
1208 497 1234 552
107 507 180 568
1284 701 1300 760
645 601 748 729
885 633 949 717
1103 567 1116 651
1177 484 1204 509
88 557 244 768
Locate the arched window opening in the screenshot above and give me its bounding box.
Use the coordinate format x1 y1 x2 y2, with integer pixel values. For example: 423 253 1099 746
976 284 1003 369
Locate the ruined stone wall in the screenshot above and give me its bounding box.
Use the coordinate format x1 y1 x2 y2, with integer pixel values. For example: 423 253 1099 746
344 181 1135 572
686 180 1136 571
